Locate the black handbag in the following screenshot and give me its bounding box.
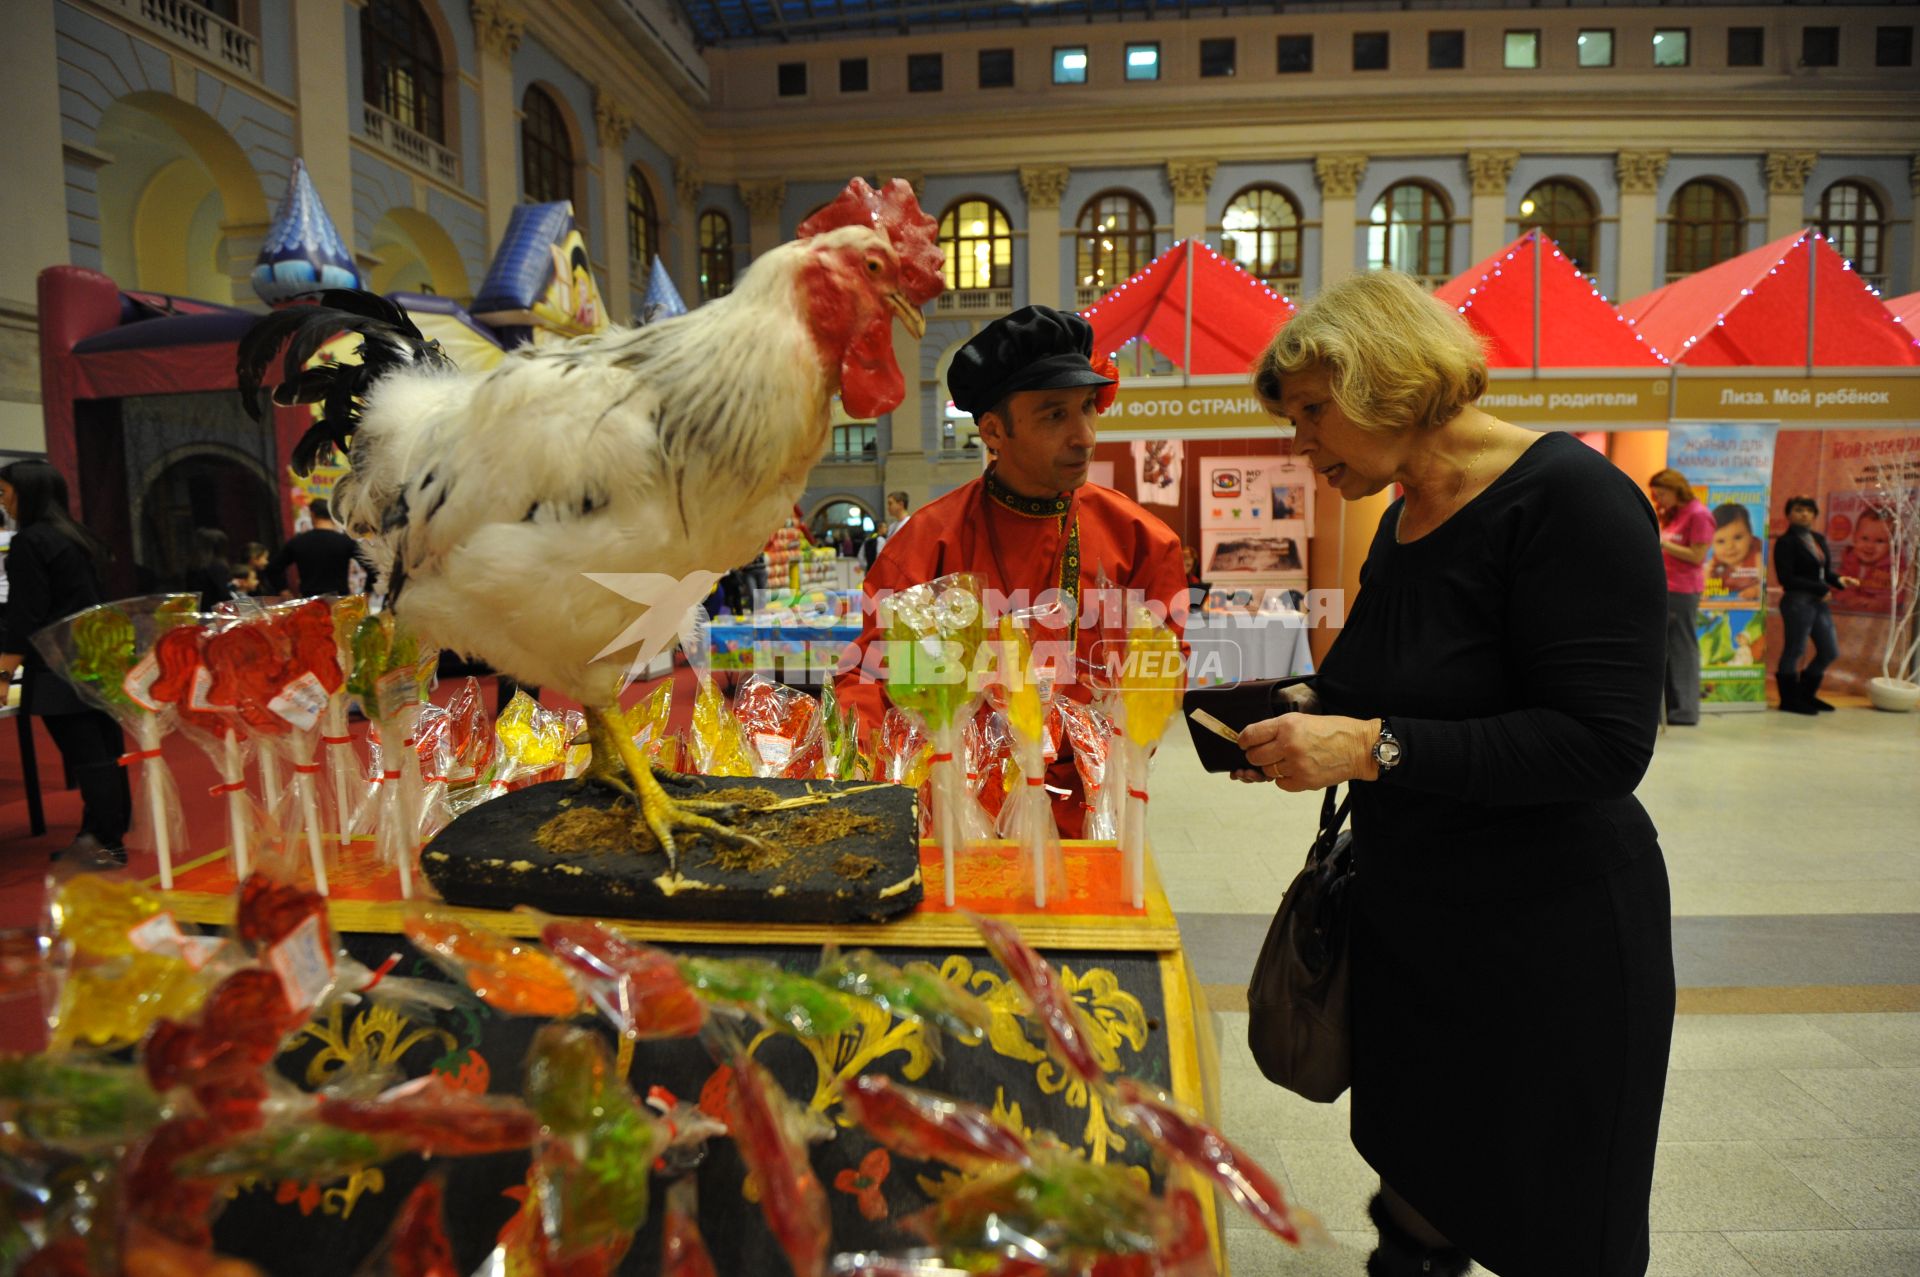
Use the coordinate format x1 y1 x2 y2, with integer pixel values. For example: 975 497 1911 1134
1247 784 1355 1103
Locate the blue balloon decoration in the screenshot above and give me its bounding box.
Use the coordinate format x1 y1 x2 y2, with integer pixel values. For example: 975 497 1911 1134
252 158 361 306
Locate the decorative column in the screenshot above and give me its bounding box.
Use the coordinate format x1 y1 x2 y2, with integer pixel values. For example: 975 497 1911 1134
1910 156 1920 294
594 90 634 324
1019 164 1069 310
673 158 702 305
0 0 67 451
470 0 525 252
739 179 786 262
1167 159 1217 244
1615 150 1669 300
1315 154 1368 288
291 0 355 256
1467 150 1519 262
1764 151 1818 243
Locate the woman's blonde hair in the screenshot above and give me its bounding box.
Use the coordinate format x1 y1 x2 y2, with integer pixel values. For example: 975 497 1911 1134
1253 272 1488 434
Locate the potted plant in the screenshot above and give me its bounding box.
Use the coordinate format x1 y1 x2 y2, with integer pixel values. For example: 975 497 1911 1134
1865 474 1920 712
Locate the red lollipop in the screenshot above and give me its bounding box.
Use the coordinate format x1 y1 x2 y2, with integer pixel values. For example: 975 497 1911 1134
274 599 345 694
203 621 294 735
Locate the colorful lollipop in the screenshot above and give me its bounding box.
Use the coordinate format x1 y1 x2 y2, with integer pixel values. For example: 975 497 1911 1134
726 1051 829 1277
884 575 986 905
1118 607 1182 908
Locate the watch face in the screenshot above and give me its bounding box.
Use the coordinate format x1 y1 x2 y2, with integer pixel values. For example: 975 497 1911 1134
1377 738 1402 766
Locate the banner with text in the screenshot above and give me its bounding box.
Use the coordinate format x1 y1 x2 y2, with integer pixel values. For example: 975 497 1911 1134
1668 424 1778 708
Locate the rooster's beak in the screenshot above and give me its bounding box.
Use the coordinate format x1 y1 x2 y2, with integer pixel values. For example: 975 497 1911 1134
886 291 926 340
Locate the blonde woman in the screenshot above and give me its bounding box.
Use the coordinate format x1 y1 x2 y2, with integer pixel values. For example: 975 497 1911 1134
1234 273 1674 1277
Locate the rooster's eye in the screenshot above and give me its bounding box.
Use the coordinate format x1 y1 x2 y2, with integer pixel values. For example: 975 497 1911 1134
866 259 881 273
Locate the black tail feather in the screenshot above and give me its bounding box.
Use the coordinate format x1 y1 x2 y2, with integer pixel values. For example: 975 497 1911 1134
237 290 454 476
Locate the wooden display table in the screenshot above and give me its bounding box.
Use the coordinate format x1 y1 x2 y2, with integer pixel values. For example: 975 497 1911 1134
154 841 1224 1276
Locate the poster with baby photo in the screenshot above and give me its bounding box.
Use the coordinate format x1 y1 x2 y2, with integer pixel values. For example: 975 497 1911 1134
1825 489 1899 616
1700 483 1768 604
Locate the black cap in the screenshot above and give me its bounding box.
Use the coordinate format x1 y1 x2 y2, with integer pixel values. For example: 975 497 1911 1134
947 305 1115 419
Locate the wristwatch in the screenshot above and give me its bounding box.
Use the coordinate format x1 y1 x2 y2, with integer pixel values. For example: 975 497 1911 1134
1371 719 1403 773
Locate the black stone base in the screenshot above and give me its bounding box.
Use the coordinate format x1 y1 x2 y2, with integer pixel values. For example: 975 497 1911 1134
420 776 923 923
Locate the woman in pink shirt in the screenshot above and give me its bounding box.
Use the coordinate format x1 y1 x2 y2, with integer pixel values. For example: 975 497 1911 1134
1649 469 1715 725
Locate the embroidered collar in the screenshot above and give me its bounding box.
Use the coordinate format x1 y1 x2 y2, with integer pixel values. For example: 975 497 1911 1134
983 466 1071 518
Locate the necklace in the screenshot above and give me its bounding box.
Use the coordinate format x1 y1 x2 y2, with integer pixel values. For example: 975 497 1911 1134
1398 419 1496 544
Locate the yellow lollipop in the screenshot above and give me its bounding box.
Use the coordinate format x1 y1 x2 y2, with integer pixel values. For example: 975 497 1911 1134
1121 607 1183 749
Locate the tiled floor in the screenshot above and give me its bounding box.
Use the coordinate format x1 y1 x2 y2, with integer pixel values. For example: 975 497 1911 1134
1143 709 1920 1276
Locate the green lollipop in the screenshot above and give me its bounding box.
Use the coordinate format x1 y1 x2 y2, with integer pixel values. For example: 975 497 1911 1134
69 605 136 711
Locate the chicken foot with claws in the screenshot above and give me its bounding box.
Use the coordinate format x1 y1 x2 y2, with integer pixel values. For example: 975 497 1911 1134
581 705 769 871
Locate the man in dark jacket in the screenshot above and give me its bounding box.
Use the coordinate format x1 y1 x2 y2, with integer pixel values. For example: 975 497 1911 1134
1773 495 1860 714
267 499 365 597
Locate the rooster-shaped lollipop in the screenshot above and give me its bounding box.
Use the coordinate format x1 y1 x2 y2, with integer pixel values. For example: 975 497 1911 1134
241 178 942 868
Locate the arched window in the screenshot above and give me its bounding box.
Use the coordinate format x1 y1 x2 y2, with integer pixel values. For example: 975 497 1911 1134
1367 181 1451 283
360 0 444 141
1219 184 1302 291
627 166 659 273
1817 180 1887 290
699 210 734 300
938 198 1014 293
1516 179 1598 276
1666 178 1745 280
520 85 574 205
1076 190 1155 304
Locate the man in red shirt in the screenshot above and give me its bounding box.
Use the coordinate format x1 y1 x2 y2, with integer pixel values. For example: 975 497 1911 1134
834 306 1186 833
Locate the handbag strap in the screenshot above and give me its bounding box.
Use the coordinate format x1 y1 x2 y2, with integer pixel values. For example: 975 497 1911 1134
1317 784 1352 849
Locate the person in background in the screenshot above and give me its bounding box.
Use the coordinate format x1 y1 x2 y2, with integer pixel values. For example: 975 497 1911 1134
229 562 259 598
1647 468 1714 726
863 491 912 569
243 541 272 596
184 527 234 612
1240 272 1671 1277
0 459 131 868
1773 496 1858 715
267 499 361 597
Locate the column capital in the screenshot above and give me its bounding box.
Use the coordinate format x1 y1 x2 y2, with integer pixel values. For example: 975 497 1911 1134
1019 165 1070 211
1467 149 1520 197
1764 151 1819 197
593 91 634 150
469 0 525 59
740 178 786 219
1615 150 1669 196
1315 154 1368 200
673 159 702 208
1166 159 1217 204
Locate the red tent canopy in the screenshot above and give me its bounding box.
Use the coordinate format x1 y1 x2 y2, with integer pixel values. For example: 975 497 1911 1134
1888 291 1920 331
1081 240 1294 374
1619 230 1920 367
1433 230 1668 368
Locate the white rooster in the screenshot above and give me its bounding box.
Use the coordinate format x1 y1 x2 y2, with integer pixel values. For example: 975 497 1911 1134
241 178 943 867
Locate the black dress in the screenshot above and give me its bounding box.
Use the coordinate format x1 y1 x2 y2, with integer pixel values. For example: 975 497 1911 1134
1313 432 1674 1277
2 523 132 846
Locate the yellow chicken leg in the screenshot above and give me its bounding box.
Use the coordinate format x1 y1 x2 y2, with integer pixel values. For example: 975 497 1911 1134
583 704 767 872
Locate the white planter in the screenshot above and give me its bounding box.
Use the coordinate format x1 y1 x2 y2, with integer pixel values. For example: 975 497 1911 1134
1867 677 1920 713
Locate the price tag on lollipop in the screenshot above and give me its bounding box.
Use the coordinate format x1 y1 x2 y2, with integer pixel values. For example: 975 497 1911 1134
270 671 331 731
121 653 163 712
375 664 419 720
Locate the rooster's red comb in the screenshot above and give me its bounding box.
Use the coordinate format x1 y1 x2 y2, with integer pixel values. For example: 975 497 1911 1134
799 176 944 309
